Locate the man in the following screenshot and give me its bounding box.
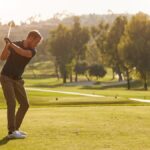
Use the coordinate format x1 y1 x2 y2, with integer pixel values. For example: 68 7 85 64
0 30 42 139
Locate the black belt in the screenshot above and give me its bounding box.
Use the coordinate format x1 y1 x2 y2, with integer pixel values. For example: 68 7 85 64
3 75 21 80
9 76 21 80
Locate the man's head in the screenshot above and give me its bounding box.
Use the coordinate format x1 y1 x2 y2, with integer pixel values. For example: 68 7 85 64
26 30 43 49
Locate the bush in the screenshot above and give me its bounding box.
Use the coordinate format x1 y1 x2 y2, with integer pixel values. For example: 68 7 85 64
88 64 107 79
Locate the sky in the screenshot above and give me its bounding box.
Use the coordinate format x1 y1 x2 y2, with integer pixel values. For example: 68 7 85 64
0 0 150 24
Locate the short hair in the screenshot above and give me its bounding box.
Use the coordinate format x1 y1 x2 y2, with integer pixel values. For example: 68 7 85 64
27 30 42 39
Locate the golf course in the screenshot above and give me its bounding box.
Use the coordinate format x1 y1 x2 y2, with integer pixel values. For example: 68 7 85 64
0 1 150 149
0 74 150 150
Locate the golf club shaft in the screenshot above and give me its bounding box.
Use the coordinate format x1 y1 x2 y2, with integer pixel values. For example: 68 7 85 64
7 23 12 38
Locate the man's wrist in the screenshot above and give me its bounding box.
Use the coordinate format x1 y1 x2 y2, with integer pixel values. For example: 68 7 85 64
4 38 12 45
7 43 10 47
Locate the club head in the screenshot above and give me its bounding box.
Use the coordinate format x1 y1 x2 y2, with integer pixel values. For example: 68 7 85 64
8 21 15 27
7 20 16 38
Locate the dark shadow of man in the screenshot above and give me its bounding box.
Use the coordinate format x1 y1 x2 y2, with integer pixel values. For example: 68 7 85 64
0 136 10 145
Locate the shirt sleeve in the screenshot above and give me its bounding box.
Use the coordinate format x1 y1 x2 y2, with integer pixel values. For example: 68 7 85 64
9 41 20 53
29 49 36 57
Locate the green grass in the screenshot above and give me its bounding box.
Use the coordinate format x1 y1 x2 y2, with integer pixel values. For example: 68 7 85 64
0 88 143 109
1 67 150 150
1 77 150 109
22 61 54 79
24 78 62 87
1 107 150 150
23 78 150 100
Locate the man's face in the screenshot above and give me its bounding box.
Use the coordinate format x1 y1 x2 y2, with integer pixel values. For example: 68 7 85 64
27 36 41 49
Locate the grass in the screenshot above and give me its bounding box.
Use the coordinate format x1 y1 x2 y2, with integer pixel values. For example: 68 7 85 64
1 63 150 150
0 88 143 109
2 76 149 108
1 107 150 150
23 78 150 100
24 78 62 87
1 79 150 108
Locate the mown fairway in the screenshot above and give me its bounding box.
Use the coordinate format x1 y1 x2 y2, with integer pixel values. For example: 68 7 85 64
1 107 150 150
0 77 150 150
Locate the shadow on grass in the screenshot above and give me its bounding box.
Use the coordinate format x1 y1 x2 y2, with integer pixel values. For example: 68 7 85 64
80 80 146 90
30 100 145 107
0 137 9 145
0 136 25 146
23 74 56 79
81 85 125 90
26 83 63 88
81 84 148 91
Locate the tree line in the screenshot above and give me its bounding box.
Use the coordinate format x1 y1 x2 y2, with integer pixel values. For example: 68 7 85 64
1 12 149 90
44 12 150 90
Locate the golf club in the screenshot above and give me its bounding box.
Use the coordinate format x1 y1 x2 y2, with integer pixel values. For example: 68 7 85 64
7 21 15 38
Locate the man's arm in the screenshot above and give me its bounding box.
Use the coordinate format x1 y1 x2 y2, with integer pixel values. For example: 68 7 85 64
4 38 33 58
10 43 33 58
0 43 10 61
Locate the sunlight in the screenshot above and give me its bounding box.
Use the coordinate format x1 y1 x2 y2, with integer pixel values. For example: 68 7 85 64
0 0 150 24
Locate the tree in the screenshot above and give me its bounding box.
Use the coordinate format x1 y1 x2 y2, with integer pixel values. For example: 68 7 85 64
118 12 150 90
105 16 128 81
91 21 109 64
49 24 74 83
74 62 89 81
71 17 90 82
88 64 107 80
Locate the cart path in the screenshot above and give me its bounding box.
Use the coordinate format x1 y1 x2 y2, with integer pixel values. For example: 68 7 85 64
26 87 150 103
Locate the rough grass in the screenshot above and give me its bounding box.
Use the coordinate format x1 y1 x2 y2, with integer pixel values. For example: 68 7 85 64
1 107 150 150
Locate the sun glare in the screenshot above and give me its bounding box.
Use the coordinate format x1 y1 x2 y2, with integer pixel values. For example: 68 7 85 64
0 0 150 24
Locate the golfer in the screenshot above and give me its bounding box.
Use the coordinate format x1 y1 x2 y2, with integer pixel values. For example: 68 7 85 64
0 30 42 139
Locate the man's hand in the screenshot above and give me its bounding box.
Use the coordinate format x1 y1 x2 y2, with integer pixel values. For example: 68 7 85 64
3 38 33 58
0 39 11 60
4 37 12 44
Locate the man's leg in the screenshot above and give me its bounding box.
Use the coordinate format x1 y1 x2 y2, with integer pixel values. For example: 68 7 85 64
0 75 16 133
14 79 29 130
